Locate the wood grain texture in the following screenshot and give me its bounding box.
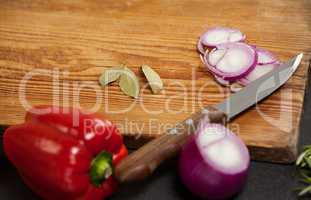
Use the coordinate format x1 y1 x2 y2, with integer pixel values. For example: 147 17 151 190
0 0 310 163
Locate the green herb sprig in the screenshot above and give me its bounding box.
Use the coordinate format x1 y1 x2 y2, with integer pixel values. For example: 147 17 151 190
296 145 311 196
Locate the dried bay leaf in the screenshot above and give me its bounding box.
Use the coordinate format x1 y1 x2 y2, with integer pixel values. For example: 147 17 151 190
119 67 140 98
141 65 163 94
99 66 124 87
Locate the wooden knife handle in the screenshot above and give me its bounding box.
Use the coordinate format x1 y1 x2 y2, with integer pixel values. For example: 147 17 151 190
114 106 227 183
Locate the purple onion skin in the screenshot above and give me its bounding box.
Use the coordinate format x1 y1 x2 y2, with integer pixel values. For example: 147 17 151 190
204 42 258 81
179 136 249 199
200 27 246 49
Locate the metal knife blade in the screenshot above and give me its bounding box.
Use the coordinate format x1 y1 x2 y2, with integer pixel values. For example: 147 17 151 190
216 53 303 121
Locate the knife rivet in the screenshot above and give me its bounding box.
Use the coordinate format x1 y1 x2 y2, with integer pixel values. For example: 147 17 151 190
169 128 178 135
185 118 194 126
204 115 210 123
202 108 209 114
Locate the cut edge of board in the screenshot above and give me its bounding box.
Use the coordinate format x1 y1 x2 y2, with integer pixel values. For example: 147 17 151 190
123 132 298 164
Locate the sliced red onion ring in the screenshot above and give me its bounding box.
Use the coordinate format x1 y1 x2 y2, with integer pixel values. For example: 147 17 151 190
214 75 244 93
199 27 246 48
197 37 206 55
199 50 209 65
204 42 257 81
238 62 281 86
196 27 282 90
214 75 231 86
254 46 278 65
230 82 243 93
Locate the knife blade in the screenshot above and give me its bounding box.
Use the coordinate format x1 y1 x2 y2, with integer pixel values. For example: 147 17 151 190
216 53 303 120
114 53 303 183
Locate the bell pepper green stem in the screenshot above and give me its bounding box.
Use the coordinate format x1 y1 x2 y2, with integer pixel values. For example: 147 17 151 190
90 151 113 187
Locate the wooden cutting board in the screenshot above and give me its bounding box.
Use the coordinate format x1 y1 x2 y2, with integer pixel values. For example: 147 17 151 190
0 0 310 163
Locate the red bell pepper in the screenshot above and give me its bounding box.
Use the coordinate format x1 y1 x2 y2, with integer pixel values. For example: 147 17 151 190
3 106 128 200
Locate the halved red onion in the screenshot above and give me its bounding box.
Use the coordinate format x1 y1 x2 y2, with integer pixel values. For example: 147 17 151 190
179 122 250 199
253 46 278 65
199 27 246 49
238 62 281 86
204 42 258 81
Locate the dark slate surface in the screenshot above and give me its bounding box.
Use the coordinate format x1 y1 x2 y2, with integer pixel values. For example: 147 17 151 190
0 65 310 200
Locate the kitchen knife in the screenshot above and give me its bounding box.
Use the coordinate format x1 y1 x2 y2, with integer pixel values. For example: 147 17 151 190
114 53 303 183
